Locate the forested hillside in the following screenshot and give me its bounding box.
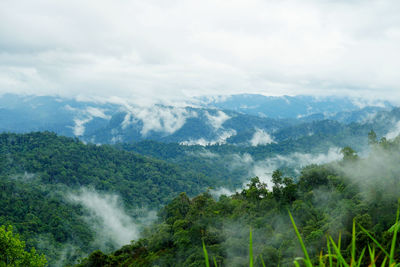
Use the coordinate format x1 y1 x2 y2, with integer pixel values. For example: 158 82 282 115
0 132 211 265
78 134 400 266
2 131 400 266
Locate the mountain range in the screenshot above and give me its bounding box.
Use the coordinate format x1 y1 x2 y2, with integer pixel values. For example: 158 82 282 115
0 93 396 147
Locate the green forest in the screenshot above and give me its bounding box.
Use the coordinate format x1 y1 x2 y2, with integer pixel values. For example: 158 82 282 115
78 133 400 266
1 131 400 266
0 132 212 265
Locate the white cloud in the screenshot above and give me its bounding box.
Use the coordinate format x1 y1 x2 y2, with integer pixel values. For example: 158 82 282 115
359 111 379 124
67 188 141 248
72 118 92 136
1 0 400 102
86 107 110 119
209 187 237 198
230 148 343 188
196 150 219 158
250 128 275 146
206 110 231 129
122 105 197 136
210 148 343 197
385 121 400 140
68 106 111 136
180 129 236 146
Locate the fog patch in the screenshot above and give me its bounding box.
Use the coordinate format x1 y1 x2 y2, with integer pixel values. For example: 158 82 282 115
67 188 141 249
66 106 111 136
11 171 36 181
351 98 390 109
72 118 92 136
227 148 342 189
195 150 219 158
210 187 237 198
121 105 197 136
255 148 342 186
86 107 110 119
335 145 400 202
385 121 400 140
250 128 275 146
180 129 236 146
359 111 378 124
206 110 230 129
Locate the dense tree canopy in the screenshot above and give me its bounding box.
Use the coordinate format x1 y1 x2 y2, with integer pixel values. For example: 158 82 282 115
0 132 212 265
78 135 400 266
0 225 46 266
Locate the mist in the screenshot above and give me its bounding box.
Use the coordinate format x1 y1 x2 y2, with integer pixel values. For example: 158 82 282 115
67 188 150 249
250 128 275 146
211 147 343 197
335 142 400 203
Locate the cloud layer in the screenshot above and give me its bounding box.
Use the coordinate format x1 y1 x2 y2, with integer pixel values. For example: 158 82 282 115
211 147 343 196
1 0 400 102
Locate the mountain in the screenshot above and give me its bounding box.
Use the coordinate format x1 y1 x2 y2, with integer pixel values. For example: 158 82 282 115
76 137 400 266
0 132 213 265
1 95 400 266
198 94 392 118
0 93 394 147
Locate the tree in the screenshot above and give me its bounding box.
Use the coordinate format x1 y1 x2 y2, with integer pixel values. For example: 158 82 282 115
368 130 378 145
0 225 47 267
340 146 358 161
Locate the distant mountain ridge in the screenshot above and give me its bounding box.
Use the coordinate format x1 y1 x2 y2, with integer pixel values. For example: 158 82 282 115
0 93 395 146
197 94 392 119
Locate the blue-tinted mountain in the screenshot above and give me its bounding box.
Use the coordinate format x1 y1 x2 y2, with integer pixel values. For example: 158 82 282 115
0 93 396 147
199 94 391 119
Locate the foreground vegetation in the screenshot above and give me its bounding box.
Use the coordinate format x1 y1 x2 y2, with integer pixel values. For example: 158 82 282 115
0 225 46 266
78 132 400 266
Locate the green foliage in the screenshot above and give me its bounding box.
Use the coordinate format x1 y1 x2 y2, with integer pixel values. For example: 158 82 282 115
0 132 212 265
290 201 400 267
0 225 46 266
80 137 400 266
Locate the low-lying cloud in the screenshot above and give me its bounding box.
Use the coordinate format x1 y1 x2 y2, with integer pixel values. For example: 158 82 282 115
211 148 343 196
67 188 142 249
65 105 111 136
206 110 230 130
180 129 236 146
250 128 275 146
336 145 400 202
122 105 197 136
385 121 400 140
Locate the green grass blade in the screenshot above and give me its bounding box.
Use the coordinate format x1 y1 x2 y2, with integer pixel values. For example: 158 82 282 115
389 199 400 266
249 227 253 267
368 244 376 267
381 256 388 267
213 256 218 267
288 210 312 267
260 255 266 267
358 224 390 259
319 250 325 266
202 239 210 267
338 232 343 267
327 235 333 267
294 260 301 267
328 236 350 267
356 247 366 267
352 219 356 266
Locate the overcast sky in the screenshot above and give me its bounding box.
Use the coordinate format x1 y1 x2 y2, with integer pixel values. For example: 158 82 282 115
1 0 400 103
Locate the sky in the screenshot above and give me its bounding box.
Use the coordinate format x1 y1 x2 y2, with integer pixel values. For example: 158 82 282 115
1 0 400 103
